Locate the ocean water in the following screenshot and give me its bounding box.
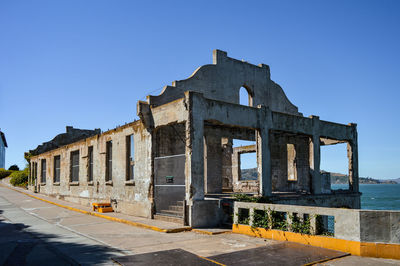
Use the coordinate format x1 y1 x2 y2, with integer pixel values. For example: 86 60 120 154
331 184 400 210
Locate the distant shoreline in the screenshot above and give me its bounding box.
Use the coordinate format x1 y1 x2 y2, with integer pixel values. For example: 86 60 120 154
240 168 399 184
332 181 398 185
329 173 399 185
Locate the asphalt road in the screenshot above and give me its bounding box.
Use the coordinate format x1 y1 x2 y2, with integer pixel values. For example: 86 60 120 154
1 186 399 266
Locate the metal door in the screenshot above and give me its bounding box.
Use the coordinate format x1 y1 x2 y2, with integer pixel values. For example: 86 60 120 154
154 154 185 216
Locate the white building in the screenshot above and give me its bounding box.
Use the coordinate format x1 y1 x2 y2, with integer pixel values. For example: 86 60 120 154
0 130 7 169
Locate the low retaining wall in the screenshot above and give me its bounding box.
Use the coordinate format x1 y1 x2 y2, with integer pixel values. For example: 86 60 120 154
233 201 400 260
232 224 400 260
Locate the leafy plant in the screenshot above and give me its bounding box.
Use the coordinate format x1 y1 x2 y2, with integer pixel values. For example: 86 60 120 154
270 210 287 231
253 209 270 228
316 215 334 236
9 168 28 187
233 193 272 203
289 214 311 234
237 208 250 225
252 208 288 231
0 168 12 179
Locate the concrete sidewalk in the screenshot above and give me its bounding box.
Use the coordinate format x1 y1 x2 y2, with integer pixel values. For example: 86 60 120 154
1 182 192 233
1 183 399 265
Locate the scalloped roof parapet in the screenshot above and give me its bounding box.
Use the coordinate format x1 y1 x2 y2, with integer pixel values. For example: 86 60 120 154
147 49 300 116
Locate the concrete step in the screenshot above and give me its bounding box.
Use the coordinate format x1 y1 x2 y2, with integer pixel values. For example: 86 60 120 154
160 209 183 216
154 214 184 225
168 205 184 212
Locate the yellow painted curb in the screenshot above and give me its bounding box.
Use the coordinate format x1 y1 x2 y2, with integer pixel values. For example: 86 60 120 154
0 184 191 234
232 224 400 260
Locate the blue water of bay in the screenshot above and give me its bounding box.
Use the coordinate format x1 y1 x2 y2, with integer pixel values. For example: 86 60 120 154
331 183 400 210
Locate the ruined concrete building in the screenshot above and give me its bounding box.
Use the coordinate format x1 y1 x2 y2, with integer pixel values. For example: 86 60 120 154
28 50 360 227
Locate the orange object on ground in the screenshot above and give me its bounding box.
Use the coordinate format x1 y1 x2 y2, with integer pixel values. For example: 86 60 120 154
92 202 113 212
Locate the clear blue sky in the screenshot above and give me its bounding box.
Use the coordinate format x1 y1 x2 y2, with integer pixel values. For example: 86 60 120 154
1 0 399 179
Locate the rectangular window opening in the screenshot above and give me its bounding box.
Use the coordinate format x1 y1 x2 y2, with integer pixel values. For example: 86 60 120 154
88 146 93 182
233 139 257 181
316 215 335 236
41 159 46 184
320 141 349 191
238 208 250 225
287 143 297 181
34 162 38 184
29 162 33 185
290 213 311 234
70 150 79 182
126 135 134 181
53 155 60 183
239 152 257 181
270 211 287 231
253 209 269 228
106 141 112 182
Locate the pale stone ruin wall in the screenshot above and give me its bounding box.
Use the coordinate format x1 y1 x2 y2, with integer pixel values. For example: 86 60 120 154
29 121 153 218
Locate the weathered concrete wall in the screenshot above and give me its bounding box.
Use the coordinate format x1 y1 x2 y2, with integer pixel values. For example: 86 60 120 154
270 133 310 193
190 199 223 228
221 138 233 191
359 210 400 244
234 201 400 244
204 134 223 194
272 192 361 209
29 121 153 218
149 50 300 116
155 123 185 157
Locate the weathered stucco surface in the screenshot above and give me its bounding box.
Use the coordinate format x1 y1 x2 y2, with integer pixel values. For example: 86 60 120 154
30 122 152 218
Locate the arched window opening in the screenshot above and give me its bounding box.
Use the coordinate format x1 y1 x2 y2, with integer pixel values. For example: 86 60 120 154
239 86 253 106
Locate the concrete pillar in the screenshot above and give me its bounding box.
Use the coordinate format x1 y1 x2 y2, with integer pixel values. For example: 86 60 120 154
249 208 255 227
287 212 293 232
309 115 321 194
221 138 233 191
204 134 222 194
257 106 272 197
184 91 205 201
310 215 317 235
233 204 239 224
348 123 359 193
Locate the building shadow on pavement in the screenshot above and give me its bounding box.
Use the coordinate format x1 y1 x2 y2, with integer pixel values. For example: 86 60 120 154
0 209 124 265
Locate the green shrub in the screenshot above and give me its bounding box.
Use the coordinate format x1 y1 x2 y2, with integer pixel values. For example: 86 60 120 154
233 193 272 203
289 214 311 234
8 164 20 171
10 170 28 187
0 168 12 179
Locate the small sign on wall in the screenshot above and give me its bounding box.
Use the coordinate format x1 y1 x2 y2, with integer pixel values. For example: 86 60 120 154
166 176 174 183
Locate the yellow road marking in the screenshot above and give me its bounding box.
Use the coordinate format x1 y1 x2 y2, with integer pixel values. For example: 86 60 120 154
0 184 191 234
197 255 226 266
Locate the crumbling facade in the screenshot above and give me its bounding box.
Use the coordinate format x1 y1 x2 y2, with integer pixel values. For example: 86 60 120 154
28 50 360 227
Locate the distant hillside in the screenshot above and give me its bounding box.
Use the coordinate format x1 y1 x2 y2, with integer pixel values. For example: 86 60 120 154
241 168 399 184
326 171 399 184
241 168 258 180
